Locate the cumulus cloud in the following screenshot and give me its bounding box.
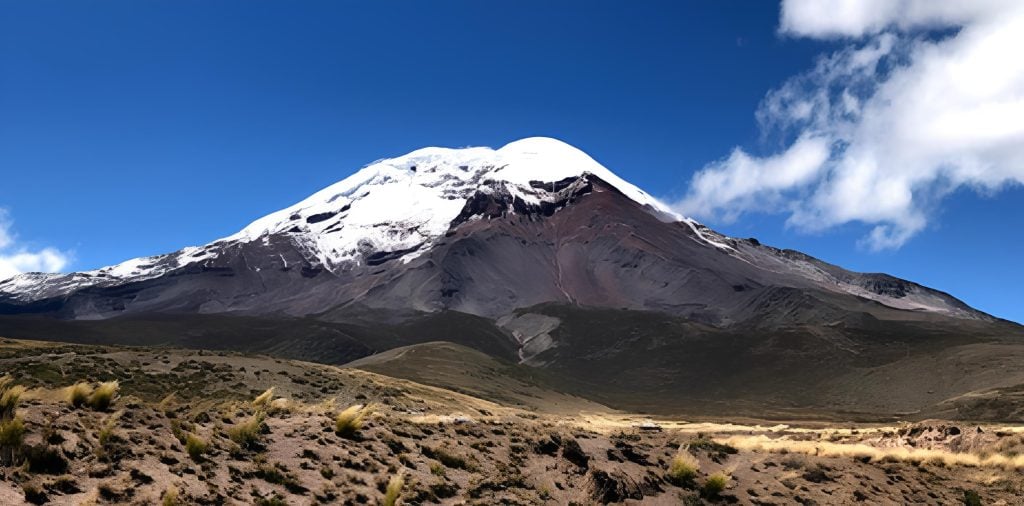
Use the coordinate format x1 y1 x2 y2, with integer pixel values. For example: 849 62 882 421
677 0 1024 250
0 210 71 280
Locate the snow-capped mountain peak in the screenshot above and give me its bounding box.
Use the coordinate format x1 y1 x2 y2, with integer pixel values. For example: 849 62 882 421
0 137 680 299
225 137 679 269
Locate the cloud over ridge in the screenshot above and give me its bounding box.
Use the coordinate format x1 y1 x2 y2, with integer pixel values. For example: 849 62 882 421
677 0 1024 250
0 210 71 280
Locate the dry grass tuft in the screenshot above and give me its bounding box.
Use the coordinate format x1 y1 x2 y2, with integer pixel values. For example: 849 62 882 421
185 434 208 461
667 450 700 487
158 392 178 414
383 473 404 506
335 404 372 439
87 381 119 411
228 412 266 448
0 375 26 461
97 411 122 447
0 375 25 420
162 484 179 506
252 387 275 409
702 471 729 497
0 416 25 447
64 382 94 409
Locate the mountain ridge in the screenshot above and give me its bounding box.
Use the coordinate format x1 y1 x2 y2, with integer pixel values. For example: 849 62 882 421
0 137 988 323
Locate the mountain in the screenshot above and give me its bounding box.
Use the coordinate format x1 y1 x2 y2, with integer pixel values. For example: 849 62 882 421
2 137 1022 420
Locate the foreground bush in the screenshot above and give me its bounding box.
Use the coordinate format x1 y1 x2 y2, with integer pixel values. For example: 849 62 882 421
0 376 25 420
64 382 94 409
335 404 371 439
162 485 179 506
185 434 208 461
228 412 266 448
252 387 275 410
0 416 25 447
88 381 119 411
0 376 25 466
383 473 404 506
667 450 700 487
702 471 730 498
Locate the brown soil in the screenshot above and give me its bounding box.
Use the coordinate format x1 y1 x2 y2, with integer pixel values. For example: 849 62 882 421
1 338 1022 505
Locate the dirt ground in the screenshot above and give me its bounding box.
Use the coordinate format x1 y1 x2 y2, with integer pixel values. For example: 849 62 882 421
1 338 1022 505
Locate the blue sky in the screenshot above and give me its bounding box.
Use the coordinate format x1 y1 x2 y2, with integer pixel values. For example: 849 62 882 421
1 1 1021 323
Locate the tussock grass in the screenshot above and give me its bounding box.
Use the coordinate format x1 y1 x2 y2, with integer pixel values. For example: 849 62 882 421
252 387 275 409
268 398 292 415
719 434 1024 470
162 485 179 506
383 473 404 506
335 404 371 439
97 411 122 448
185 434 208 461
0 416 25 447
228 412 266 448
158 393 178 416
0 375 25 420
667 450 700 487
87 381 119 411
64 382 93 409
702 471 729 498
0 375 26 463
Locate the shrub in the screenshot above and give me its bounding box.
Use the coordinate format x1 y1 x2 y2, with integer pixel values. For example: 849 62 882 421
690 438 738 456
335 404 371 439
87 381 119 411
964 489 982 506
23 444 69 474
185 434 208 461
667 451 700 487
22 483 47 505
383 473 404 506
422 446 470 470
430 462 445 476
162 485 179 506
64 382 93 409
228 412 266 448
702 472 730 498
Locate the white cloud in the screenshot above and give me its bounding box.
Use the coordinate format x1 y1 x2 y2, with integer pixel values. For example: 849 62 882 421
779 0 1013 38
676 134 831 222
0 210 71 280
678 0 1024 250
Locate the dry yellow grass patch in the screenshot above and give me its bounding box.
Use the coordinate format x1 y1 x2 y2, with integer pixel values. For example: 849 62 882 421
228 412 266 447
162 484 180 506
252 387 275 409
383 473 404 506
64 382 94 408
703 471 730 497
88 381 119 411
667 450 700 486
0 376 25 419
718 434 1024 470
335 404 372 438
